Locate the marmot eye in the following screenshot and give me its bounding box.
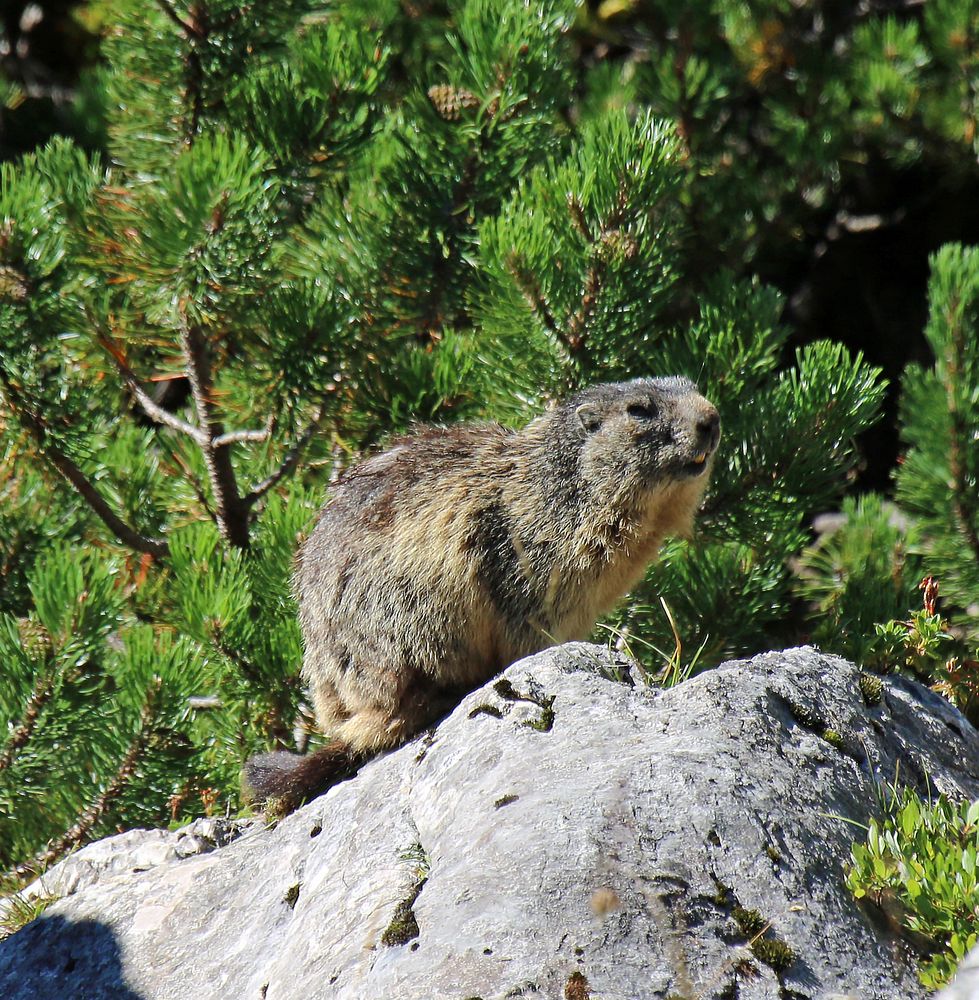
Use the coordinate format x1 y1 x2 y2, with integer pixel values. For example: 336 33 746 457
627 402 658 419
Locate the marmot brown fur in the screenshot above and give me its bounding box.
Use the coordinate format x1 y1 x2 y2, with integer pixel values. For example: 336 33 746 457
244 377 720 805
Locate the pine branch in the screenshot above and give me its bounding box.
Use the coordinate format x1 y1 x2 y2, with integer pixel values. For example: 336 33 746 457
944 322 979 566
413 129 485 339
564 182 630 365
242 403 326 508
154 0 208 143
566 194 592 241
154 0 204 40
212 628 296 748
505 252 560 336
160 444 216 523
0 673 55 774
211 426 271 448
0 371 170 559
180 322 250 549
565 256 605 362
212 628 264 687
96 331 207 444
11 680 162 881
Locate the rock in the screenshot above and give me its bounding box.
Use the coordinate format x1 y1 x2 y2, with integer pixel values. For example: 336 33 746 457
940 945 979 1000
2 643 978 1000
1 818 254 911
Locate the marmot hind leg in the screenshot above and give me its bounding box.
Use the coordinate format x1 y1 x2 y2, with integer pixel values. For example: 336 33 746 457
332 682 468 753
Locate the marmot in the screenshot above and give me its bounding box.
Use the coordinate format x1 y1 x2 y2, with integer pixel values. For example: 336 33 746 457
245 377 720 804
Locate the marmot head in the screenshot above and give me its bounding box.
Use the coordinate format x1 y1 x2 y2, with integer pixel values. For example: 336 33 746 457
568 377 721 493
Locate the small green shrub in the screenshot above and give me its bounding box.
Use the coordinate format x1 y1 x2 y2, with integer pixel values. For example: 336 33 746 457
847 788 979 990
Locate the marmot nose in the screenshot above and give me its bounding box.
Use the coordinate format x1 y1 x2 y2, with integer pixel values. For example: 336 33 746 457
695 409 721 453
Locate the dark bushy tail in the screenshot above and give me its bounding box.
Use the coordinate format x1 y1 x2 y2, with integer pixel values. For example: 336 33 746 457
243 740 358 809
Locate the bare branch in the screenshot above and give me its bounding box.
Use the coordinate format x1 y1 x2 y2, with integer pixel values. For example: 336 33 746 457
96 332 206 444
180 322 250 548
0 372 170 559
211 427 271 449
154 0 204 39
243 404 326 508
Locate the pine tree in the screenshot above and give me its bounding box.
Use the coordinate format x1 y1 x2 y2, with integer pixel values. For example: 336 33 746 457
896 245 979 632
793 247 979 701
0 0 909 878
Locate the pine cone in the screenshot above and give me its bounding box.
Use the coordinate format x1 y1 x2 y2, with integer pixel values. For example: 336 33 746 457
427 84 479 122
596 229 639 262
17 618 52 660
0 265 30 302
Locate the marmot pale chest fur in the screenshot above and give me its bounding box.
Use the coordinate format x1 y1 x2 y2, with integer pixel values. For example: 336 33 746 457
245 377 720 803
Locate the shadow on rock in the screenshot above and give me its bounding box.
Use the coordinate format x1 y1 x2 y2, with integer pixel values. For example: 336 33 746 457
0 913 144 1000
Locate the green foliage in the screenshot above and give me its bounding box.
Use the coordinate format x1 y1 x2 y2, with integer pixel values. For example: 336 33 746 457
617 539 791 672
592 0 979 273
0 549 209 873
896 245 979 638
867 611 956 680
848 789 979 989
864 606 979 726
480 108 685 389
796 495 924 663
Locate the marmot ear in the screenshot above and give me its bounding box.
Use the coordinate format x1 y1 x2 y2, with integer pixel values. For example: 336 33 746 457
576 403 602 433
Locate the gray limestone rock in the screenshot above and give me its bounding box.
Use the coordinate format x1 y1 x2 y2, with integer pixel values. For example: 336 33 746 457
940 946 979 1000
2 643 978 1000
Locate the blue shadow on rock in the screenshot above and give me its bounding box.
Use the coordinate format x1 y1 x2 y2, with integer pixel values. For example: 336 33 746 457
0 913 145 1000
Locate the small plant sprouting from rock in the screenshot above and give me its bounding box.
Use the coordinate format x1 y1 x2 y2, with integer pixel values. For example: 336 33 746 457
749 937 795 972
0 892 59 941
493 679 520 701
564 969 591 1000
847 787 979 989
783 697 825 734
488 678 555 732
733 957 760 980
469 704 505 720
821 728 844 750
732 906 796 972
732 906 766 938
858 673 883 707
711 880 733 908
524 695 555 733
381 842 431 948
780 694 847 752
599 599 707 689
381 887 423 947
863 577 979 724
